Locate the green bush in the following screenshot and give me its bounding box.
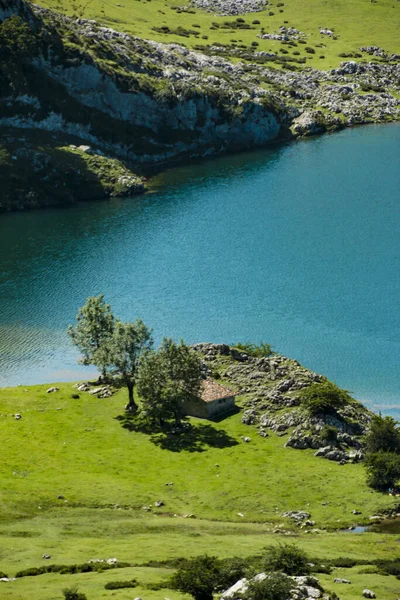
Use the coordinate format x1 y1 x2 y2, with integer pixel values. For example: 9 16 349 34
366 415 400 454
0 16 38 62
0 571 8 578
263 543 311 576
234 342 273 358
244 572 294 600
300 382 351 416
320 424 338 444
104 579 137 589
365 450 400 490
170 555 220 600
62 587 87 600
216 557 249 591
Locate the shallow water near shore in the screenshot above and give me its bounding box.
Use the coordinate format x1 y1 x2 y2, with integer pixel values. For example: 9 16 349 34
0 124 399 416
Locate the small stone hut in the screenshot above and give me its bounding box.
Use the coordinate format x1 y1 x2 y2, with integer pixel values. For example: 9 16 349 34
183 379 236 419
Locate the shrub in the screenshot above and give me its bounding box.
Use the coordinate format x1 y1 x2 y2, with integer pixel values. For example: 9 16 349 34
320 424 338 444
365 450 400 490
252 20 261 24
0 16 38 62
263 543 311 576
104 579 137 589
252 42 259 47
170 555 220 600
366 415 400 454
62 587 87 600
244 572 294 600
0 571 8 578
216 557 249 591
234 342 273 357
300 382 351 416
236 18 245 23
305 46 315 54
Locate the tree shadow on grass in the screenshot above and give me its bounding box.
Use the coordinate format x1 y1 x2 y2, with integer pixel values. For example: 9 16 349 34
115 413 239 453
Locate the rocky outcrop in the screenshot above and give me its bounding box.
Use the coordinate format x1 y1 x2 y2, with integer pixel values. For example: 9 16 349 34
0 0 399 208
221 573 337 600
192 343 373 461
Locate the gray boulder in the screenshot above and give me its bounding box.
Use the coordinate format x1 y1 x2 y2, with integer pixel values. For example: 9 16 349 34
363 591 376 599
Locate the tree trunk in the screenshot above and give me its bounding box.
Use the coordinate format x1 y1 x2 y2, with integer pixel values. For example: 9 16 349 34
125 380 138 412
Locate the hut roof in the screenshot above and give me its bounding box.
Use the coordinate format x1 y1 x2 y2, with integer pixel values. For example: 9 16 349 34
201 379 235 403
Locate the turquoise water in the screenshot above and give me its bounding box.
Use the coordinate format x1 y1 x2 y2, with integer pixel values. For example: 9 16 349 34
0 124 399 417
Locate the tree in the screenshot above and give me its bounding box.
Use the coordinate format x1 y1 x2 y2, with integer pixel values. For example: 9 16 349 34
365 450 400 490
170 555 220 600
106 319 153 411
136 338 203 426
262 543 311 576
68 295 114 378
365 415 400 454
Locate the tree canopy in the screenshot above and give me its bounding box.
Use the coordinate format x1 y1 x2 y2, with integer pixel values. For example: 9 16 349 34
68 295 115 377
136 338 203 425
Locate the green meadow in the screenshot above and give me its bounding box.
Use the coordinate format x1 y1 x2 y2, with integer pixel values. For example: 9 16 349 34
36 0 400 70
1 383 399 599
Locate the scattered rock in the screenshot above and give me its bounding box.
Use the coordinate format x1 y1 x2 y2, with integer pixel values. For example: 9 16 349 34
334 577 351 583
363 590 376 599
154 500 164 507
14 414 21 420
46 387 59 393
42 554 51 559
282 510 311 522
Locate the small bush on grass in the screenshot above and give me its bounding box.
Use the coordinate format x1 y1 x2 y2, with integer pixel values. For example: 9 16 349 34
263 543 311 576
104 579 137 589
366 415 400 454
62 587 87 600
365 450 400 490
244 572 294 600
170 555 220 600
0 571 8 578
216 557 249 591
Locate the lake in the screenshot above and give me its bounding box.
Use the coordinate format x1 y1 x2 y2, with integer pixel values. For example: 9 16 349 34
0 124 399 417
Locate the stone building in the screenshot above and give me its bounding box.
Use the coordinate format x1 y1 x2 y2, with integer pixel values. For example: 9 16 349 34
183 379 236 419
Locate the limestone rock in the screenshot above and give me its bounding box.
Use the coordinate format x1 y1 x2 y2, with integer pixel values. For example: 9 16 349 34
46 387 59 393
363 590 376 599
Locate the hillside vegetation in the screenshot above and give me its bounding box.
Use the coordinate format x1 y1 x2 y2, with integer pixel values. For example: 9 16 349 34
37 0 400 72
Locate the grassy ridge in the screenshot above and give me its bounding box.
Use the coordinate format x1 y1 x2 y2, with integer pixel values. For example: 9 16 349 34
36 0 400 70
1 382 400 599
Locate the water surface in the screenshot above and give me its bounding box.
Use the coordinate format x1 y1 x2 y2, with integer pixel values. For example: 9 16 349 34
0 124 399 416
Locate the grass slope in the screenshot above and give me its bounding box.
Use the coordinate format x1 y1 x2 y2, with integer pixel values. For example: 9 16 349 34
1 383 399 599
36 0 400 70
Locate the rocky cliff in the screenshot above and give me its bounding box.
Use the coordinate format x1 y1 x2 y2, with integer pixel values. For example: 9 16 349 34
0 0 399 209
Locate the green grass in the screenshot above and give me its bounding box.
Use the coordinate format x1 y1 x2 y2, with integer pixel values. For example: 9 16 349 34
0 382 400 599
36 0 400 70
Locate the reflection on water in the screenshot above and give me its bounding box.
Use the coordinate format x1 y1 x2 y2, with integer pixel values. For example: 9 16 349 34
0 125 399 416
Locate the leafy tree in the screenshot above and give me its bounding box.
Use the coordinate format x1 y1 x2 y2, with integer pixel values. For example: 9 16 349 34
244 573 294 600
365 451 400 491
263 543 311 576
300 381 351 416
365 415 400 454
170 555 220 600
68 295 114 378
106 319 153 411
137 338 203 426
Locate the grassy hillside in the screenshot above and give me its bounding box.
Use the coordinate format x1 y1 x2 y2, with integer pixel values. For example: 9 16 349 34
1 382 399 599
37 0 400 70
